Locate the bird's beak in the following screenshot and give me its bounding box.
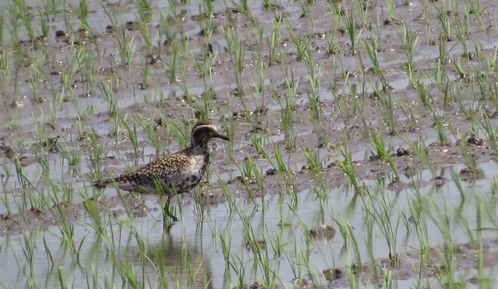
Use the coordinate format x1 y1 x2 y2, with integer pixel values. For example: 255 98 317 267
214 131 230 141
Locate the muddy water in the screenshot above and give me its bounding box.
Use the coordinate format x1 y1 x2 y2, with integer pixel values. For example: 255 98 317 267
1 0 498 288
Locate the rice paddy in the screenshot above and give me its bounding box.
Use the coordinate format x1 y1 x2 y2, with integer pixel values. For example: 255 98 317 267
1 0 498 288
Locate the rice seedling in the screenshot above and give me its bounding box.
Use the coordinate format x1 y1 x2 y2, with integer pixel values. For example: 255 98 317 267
253 26 266 95
232 0 249 15
364 211 382 288
99 81 118 118
13 0 35 42
115 25 135 66
136 0 152 48
250 132 266 156
415 80 433 108
120 114 141 156
353 1 368 30
386 0 396 19
336 145 362 194
238 155 264 199
299 2 314 30
167 40 180 83
304 148 322 178
271 145 288 173
139 119 161 154
432 112 449 145
311 184 328 224
362 37 382 78
268 19 282 66
223 25 245 95
0 13 4 46
409 137 437 175
368 128 399 179
335 219 362 282
279 86 297 150
435 35 448 84
345 10 359 55
73 0 91 33
480 113 497 154
401 23 418 87
87 129 105 178
373 85 396 132
465 0 485 30
428 201 460 286
361 182 400 268
308 89 323 125
437 8 452 42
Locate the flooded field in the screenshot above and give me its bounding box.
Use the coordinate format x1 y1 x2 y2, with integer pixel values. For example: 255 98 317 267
1 0 498 288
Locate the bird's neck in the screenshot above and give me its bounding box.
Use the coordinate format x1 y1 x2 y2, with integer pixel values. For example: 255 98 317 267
188 143 209 155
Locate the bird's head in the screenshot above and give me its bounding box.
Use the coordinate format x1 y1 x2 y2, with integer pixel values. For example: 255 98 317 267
191 122 229 147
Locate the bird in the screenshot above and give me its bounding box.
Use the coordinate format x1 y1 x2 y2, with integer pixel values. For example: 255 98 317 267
94 122 229 224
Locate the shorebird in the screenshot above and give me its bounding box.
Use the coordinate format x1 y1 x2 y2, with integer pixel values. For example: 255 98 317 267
94 122 229 224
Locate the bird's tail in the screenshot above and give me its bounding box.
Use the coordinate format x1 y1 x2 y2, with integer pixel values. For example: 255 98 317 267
94 175 131 188
93 178 112 188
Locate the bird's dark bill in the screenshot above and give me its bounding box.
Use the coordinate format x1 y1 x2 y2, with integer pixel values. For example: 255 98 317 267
215 132 229 140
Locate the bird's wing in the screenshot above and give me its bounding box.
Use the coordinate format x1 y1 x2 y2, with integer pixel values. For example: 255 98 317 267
94 152 192 187
135 152 192 178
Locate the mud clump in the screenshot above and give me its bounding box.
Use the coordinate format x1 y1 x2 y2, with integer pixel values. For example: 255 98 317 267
459 167 484 182
309 224 336 240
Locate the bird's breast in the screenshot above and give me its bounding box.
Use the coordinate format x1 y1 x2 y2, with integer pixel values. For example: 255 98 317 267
188 154 209 175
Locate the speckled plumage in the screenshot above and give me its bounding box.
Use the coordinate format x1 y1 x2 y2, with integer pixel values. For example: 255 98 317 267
94 122 229 223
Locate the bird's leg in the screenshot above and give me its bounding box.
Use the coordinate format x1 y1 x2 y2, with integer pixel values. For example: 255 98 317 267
162 196 178 223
